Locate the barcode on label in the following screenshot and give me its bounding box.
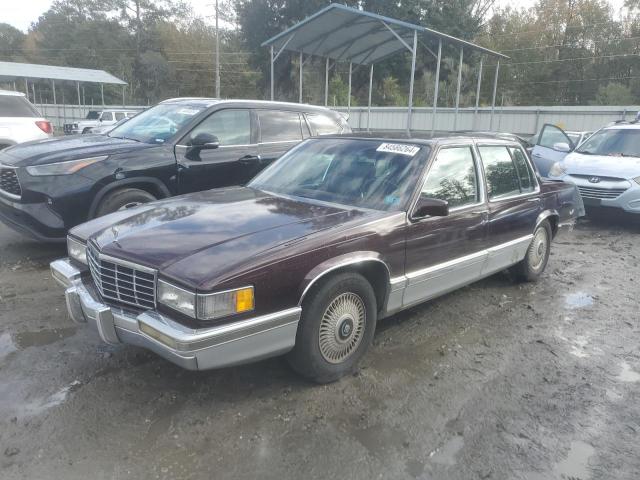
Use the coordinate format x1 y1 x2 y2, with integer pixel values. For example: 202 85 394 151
376 143 420 156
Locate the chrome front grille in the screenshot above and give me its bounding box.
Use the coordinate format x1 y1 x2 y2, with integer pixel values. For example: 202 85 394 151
87 244 157 310
577 185 627 200
0 167 21 198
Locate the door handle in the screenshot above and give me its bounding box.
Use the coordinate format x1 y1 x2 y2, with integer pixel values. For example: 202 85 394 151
239 155 261 164
532 153 542 158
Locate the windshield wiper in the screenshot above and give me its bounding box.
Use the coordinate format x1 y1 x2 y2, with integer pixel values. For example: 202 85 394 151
576 149 595 155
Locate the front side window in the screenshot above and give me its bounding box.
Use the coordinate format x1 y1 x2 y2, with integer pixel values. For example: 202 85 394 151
576 129 640 157
114 112 125 121
421 147 478 208
249 139 427 211
185 109 250 146
478 146 522 200
101 112 113 122
307 114 341 135
86 111 100 120
259 110 303 143
539 125 573 149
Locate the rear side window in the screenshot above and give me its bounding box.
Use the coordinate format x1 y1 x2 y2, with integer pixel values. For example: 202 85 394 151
114 112 125 121
478 146 521 200
307 114 341 135
258 110 303 142
0 96 39 117
509 147 536 193
101 112 113 121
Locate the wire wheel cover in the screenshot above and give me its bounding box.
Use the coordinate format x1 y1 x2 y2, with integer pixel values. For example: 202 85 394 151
529 227 548 270
318 292 366 364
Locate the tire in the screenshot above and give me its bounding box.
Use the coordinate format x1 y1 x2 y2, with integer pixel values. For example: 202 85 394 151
511 220 552 282
94 188 157 218
287 272 377 383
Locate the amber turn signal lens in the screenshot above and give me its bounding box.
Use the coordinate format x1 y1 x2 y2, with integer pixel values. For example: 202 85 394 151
235 287 254 313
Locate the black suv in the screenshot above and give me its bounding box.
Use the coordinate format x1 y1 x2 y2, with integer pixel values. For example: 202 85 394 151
0 98 349 241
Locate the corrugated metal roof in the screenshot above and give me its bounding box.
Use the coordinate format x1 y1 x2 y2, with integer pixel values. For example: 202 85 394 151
0 61 127 85
262 3 508 65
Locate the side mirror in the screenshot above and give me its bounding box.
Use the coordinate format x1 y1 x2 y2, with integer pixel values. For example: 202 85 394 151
411 197 449 219
553 142 571 153
190 133 220 150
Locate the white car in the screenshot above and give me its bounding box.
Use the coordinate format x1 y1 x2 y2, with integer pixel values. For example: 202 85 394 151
530 125 593 176
0 90 53 150
63 109 138 135
546 122 640 214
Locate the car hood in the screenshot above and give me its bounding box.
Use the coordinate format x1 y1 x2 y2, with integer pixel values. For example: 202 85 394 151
0 134 152 167
562 152 640 179
71 187 385 290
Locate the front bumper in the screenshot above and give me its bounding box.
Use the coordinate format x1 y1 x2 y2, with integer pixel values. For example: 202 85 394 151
50 258 301 370
0 193 66 241
562 175 640 213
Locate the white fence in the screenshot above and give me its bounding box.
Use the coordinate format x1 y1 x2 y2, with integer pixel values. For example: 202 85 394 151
39 102 640 136
335 105 640 135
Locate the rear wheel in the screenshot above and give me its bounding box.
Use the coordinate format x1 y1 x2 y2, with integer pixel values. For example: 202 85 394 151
94 188 156 217
511 220 552 282
287 273 377 383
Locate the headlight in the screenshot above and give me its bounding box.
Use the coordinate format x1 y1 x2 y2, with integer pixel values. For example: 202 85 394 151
67 236 87 265
549 162 567 177
157 280 196 318
197 286 254 321
157 281 254 321
26 156 107 176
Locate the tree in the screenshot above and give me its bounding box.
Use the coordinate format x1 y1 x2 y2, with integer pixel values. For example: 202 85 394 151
592 82 635 104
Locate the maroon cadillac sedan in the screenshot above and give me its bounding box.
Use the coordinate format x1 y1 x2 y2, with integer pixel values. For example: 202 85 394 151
51 135 583 382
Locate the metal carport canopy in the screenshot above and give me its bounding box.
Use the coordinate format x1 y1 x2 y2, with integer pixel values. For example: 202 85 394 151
0 61 126 85
262 3 509 133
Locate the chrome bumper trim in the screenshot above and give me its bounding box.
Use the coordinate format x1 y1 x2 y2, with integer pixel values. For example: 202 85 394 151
50 258 301 370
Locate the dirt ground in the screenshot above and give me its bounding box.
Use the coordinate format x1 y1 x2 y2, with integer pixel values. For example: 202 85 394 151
0 215 639 480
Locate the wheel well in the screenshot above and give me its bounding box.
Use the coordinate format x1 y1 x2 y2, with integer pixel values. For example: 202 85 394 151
547 215 559 238
302 261 390 313
112 182 167 200
89 179 171 219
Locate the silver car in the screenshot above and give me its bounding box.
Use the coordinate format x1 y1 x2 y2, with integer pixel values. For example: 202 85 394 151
547 123 640 214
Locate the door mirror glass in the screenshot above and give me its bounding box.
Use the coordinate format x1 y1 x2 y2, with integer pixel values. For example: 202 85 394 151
191 133 220 149
412 197 449 219
553 142 571 153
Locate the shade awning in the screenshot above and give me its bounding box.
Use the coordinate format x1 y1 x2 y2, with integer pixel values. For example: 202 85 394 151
0 61 127 85
261 3 508 65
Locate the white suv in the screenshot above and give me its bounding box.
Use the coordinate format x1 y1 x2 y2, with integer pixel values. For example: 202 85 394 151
63 109 138 135
546 122 640 214
0 90 53 150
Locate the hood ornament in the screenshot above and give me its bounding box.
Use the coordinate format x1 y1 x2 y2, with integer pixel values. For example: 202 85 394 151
588 177 601 183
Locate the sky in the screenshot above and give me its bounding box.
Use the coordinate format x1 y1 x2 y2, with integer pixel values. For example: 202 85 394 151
3 0 630 32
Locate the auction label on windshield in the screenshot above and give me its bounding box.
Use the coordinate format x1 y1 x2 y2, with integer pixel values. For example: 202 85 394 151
376 143 420 156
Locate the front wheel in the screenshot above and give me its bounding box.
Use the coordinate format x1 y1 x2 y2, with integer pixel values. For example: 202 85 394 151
94 188 157 218
287 273 377 383
511 220 552 282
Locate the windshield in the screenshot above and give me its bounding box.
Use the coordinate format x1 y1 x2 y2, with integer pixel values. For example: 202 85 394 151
576 129 640 157
249 139 427 211
86 111 100 120
108 103 205 144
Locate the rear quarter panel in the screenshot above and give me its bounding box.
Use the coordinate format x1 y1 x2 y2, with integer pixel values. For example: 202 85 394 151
539 180 585 224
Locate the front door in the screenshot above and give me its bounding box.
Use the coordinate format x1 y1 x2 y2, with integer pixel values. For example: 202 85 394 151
175 108 260 194
477 144 542 275
531 124 574 176
403 145 489 307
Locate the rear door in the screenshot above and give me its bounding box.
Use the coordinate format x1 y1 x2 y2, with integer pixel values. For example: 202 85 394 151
403 144 489 306
175 108 260 194
531 124 574 176
257 110 304 167
477 144 542 276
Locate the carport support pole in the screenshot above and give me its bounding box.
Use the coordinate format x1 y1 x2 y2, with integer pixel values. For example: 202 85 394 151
473 57 483 130
52 80 56 105
453 47 463 131
490 60 500 131
407 30 417 134
270 45 274 101
299 52 303 103
347 62 352 115
324 57 329 106
24 79 29 100
101 84 105 107
122 86 125 107
431 40 442 135
367 64 373 132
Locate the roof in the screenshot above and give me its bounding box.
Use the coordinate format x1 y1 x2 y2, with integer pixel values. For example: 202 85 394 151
325 131 522 146
159 97 340 112
0 61 126 85
0 89 26 97
262 3 508 65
